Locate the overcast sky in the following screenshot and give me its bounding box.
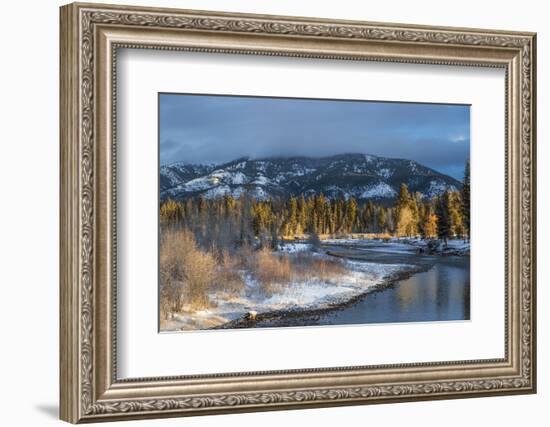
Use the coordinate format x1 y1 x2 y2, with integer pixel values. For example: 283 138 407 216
159 93 470 180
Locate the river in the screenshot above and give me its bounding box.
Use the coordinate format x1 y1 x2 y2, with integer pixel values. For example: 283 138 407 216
250 240 470 328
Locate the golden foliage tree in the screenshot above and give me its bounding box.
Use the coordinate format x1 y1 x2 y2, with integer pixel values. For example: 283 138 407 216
160 199 183 223
159 228 217 314
423 211 438 238
396 206 413 237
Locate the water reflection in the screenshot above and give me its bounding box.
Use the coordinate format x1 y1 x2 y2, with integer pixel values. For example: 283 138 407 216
248 244 471 328
317 255 470 326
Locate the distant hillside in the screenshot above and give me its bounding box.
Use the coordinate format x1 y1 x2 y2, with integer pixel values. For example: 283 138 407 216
160 153 461 202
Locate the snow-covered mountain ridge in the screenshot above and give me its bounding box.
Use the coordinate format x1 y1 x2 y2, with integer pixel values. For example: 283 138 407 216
160 153 461 202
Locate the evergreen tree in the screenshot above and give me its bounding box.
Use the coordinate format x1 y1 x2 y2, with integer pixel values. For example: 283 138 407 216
386 207 395 234
288 196 298 236
363 201 375 233
326 206 335 235
160 179 470 255
313 194 325 234
306 197 315 233
421 203 438 238
396 183 410 213
324 201 334 234
397 206 413 237
238 195 254 247
311 209 318 235
185 199 195 226
198 195 207 217
448 192 464 238
270 219 279 249
435 191 452 243
395 183 414 236
297 195 307 233
418 202 427 238
196 195 208 242
377 207 387 232
345 197 358 233
160 199 183 223
408 193 420 236
462 161 470 240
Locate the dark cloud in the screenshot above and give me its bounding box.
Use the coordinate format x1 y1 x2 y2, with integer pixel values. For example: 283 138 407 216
160 93 470 180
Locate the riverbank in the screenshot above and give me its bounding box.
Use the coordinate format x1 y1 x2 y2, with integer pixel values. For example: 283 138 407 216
160 237 469 332
161 251 418 331
323 237 470 256
215 261 431 329
160 246 418 331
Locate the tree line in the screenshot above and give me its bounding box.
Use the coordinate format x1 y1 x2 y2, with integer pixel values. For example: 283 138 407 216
161 162 470 251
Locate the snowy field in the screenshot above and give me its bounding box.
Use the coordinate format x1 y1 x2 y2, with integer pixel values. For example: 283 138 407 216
161 246 414 331
161 237 469 332
323 237 470 255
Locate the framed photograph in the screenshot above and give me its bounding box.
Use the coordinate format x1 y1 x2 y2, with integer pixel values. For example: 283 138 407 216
60 2 537 423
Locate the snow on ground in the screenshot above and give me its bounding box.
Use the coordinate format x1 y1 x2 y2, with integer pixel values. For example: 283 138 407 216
423 179 458 199
445 240 470 250
159 167 182 188
323 185 342 193
162 250 413 331
377 168 393 179
360 182 397 199
255 161 267 172
278 243 312 253
251 174 270 185
165 169 250 196
346 259 411 278
202 185 231 199
250 186 268 200
323 237 470 255
161 237 470 331
231 161 247 170
322 237 417 254
273 168 307 182
202 185 247 199
175 175 213 192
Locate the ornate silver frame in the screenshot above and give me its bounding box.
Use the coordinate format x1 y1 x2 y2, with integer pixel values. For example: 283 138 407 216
60 2 536 423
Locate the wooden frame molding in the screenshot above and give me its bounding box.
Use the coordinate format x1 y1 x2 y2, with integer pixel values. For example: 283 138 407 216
60 2 536 423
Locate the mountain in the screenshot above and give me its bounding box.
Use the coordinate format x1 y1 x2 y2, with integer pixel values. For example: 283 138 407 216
160 163 216 192
160 153 461 202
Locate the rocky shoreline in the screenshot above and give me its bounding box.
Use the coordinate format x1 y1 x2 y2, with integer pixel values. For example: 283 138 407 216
324 238 470 257
163 238 469 332
212 261 432 330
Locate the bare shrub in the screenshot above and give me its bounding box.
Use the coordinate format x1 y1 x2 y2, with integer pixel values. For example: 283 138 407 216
246 249 347 297
159 269 180 320
308 232 321 251
159 228 186 314
313 257 346 281
215 249 245 295
185 248 217 310
253 248 291 295
159 227 217 313
234 245 255 270
159 199 183 223
290 253 346 282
